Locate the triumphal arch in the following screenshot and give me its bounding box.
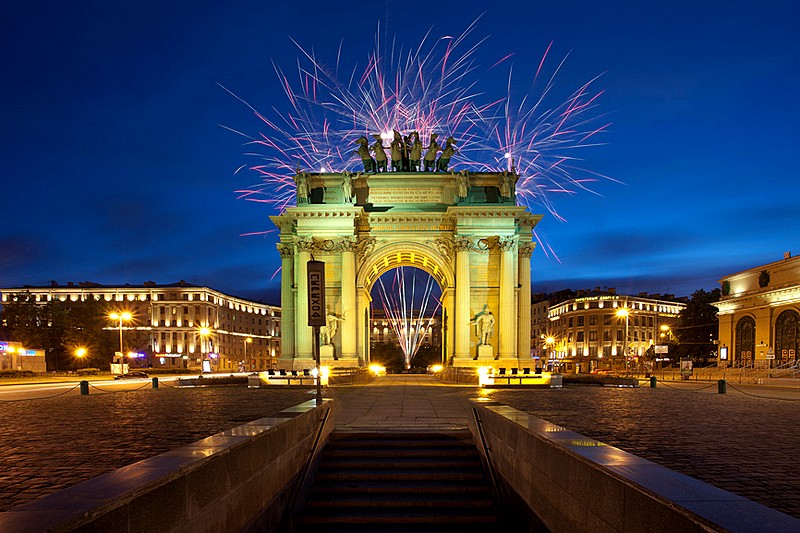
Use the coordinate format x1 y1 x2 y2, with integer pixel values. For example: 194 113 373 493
270 167 541 369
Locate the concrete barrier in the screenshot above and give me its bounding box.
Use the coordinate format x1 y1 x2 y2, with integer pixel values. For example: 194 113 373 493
0 399 335 533
469 401 800 533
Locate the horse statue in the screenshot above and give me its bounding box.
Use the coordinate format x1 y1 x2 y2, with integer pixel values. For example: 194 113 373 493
436 136 458 172
354 136 376 173
423 133 440 172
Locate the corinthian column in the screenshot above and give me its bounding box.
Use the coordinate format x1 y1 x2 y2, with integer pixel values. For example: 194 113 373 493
454 237 472 361
340 237 357 360
517 242 535 362
498 237 517 359
294 238 314 361
277 243 295 361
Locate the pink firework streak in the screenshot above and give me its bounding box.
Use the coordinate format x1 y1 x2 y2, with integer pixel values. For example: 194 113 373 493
226 20 614 254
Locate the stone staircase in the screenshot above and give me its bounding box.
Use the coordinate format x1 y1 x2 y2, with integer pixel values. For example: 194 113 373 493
298 431 505 532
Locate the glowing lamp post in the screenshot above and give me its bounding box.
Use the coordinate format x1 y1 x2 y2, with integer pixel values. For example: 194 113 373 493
244 337 252 371
75 347 87 369
109 311 132 374
199 327 211 373
616 307 630 373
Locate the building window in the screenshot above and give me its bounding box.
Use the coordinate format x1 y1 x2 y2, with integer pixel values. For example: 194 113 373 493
603 330 610 341
589 331 597 342
577 316 584 327
616 330 623 342
577 332 584 342
589 315 598 326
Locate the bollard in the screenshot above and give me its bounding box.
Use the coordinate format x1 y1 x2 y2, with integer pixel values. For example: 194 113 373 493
650 376 657 388
718 379 727 394
152 377 159 389
80 380 89 395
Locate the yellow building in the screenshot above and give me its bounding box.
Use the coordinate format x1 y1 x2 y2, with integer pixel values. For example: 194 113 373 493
545 292 684 373
715 252 800 367
0 281 280 372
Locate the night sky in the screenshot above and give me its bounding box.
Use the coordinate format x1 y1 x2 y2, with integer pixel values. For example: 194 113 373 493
2 1 798 304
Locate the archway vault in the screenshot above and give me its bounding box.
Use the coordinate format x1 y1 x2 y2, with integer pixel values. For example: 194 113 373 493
359 243 453 291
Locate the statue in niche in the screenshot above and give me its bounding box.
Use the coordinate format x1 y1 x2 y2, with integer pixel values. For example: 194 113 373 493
320 310 344 346
407 131 422 171
341 171 355 203
498 169 517 202
454 169 470 201
294 168 310 204
424 133 440 172
354 136 376 173
371 134 388 172
436 136 458 172
471 305 495 346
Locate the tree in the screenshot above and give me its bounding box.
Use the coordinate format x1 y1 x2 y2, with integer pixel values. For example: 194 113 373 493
676 288 721 366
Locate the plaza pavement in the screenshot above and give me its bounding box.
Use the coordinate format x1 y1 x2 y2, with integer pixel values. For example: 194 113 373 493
1 375 798 521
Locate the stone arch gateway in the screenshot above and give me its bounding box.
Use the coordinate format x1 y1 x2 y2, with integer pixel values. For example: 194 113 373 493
270 171 542 369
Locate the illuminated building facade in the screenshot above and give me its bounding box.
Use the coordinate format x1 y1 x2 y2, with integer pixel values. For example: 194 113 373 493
370 312 441 346
0 281 280 372
715 252 800 367
0 341 46 372
543 290 685 373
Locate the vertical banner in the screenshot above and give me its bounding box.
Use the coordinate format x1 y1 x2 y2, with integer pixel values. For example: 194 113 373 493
307 260 326 326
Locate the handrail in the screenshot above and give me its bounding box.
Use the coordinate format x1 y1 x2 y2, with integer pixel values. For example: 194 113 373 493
280 403 331 533
472 406 502 508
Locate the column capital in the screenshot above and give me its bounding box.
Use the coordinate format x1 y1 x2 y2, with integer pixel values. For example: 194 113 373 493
518 241 536 258
277 243 294 258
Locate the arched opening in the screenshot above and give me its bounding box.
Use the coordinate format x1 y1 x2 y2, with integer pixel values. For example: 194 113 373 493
734 316 755 367
369 266 443 372
775 310 800 364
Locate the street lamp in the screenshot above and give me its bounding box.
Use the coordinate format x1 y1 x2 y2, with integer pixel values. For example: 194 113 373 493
244 337 252 371
109 311 132 375
75 347 87 369
616 307 630 373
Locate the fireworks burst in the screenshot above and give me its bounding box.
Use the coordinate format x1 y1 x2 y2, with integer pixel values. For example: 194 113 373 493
374 267 442 369
227 19 612 219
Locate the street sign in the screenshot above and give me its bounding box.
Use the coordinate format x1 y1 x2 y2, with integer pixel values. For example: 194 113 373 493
307 260 326 327
654 345 669 354
766 347 775 360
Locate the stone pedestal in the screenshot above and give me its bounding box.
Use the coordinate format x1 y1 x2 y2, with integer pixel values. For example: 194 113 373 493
320 344 335 361
477 344 494 361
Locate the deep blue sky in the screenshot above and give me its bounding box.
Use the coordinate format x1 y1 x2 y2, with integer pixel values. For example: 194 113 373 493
2 1 798 303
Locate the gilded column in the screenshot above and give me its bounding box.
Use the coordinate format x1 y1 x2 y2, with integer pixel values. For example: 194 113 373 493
340 237 357 360
277 243 295 360
517 242 535 362
454 236 473 360
294 238 314 361
498 236 517 359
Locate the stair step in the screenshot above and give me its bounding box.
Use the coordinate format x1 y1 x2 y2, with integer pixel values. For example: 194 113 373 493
302 509 497 525
323 448 477 458
318 458 482 469
309 480 490 495
305 496 494 509
314 470 485 482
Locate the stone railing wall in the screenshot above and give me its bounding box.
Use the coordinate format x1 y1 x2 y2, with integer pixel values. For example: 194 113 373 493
0 399 335 533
